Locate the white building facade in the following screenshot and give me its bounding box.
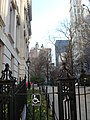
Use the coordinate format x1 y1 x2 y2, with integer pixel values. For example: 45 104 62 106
70 0 90 74
0 0 32 79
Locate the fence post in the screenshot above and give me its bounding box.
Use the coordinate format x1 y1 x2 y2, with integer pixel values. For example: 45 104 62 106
69 79 77 120
32 83 35 120
0 64 28 120
52 79 55 120
10 83 14 120
58 81 64 120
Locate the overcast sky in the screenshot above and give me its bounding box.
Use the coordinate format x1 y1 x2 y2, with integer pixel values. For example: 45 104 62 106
29 0 90 63
30 0 70 49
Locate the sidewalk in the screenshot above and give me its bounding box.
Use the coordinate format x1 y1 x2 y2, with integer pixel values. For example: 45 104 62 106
21 104 26 120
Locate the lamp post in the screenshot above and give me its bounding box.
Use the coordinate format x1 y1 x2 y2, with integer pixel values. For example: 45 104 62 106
26 57 31 89
82 4 90 13
82 4 90 23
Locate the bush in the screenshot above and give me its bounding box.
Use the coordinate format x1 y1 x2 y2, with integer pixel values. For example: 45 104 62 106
27 89 52 120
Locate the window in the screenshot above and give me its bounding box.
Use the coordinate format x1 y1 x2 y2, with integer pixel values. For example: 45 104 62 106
0 43 3 76
9 7 16 41
0 0 6 27
11 55 14 76
9 1 17 46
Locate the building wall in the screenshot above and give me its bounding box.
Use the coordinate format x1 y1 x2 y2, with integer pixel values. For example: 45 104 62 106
29 47 51 62
0 0 32 79
70 0 90 74
55 40 69 66
29 47 52 83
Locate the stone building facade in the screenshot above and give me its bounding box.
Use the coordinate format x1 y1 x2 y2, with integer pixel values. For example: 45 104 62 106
70 0 90 74
0 0 32 79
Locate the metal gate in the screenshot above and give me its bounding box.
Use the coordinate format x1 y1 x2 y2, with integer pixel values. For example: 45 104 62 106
27 78 77 120
27 77 90 120
0 63 90 120
57 78 77 120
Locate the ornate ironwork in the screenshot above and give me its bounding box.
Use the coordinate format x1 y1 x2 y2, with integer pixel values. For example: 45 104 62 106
0 63 13 80
0 63 27 120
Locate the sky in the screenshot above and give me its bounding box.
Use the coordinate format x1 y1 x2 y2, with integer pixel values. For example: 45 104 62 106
29 0 70 62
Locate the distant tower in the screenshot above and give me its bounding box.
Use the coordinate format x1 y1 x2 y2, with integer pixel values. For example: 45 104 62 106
55 40 69 66
35 42 39 49
41 44 44 49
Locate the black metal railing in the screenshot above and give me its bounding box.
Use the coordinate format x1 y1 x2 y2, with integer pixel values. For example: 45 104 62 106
0 63 27 120
28 76 90 120
75 78 90 120
26 63 90 120
57 78 77 120
14 77 27 120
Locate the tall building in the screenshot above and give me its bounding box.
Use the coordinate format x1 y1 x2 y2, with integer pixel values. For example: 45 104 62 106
29 44 51 63
0 0 32 78
29 46 52 83
30 47 51 62
39 48 51 63
55 40 69 66
70 0 90 74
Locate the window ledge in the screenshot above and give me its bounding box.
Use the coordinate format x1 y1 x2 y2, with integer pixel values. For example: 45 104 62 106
11 0 17 9
0 15 5 27
8 33 14 44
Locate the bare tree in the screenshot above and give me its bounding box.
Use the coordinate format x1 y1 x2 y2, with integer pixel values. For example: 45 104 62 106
30 45 52 84
52 14 90 77
47 19 74 78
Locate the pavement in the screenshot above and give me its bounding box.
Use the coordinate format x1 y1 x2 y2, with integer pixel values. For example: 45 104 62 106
46 85 90 120
21 104 26 120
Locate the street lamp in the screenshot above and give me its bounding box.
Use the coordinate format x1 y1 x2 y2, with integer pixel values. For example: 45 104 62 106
82 4 90 23
82 4 90 13
26 57 31 89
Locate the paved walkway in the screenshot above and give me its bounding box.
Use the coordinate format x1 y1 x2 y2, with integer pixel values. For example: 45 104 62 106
21 104 26 120
46 86 90 120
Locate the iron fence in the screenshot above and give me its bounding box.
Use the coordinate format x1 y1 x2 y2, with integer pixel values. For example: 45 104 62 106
0 63 27 120
28 77 90 120
0 64 90 120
